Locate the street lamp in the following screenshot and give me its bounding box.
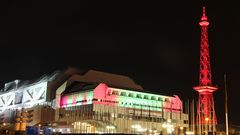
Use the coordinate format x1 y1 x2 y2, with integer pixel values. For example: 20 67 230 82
205 117 209 135
205 117 209 121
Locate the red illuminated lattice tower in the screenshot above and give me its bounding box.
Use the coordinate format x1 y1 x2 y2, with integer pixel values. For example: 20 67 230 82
193 7 218 134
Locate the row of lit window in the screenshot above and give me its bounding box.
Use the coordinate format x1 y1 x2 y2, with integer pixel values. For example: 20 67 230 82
109 90 170 102
61 98 177 110
61 99 181 112
92 98 118 103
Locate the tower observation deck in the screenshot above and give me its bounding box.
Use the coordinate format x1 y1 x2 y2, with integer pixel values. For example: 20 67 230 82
193 7 218 135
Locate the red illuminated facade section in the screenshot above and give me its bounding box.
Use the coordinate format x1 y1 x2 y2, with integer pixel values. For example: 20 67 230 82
193 7 218 134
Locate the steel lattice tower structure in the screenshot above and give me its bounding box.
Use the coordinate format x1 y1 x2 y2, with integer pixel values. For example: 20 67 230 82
193 7 218 135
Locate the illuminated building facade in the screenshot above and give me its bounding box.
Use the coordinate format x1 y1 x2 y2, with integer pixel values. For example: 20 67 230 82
56 76 189 134
0 72 60 132
0 68 189 134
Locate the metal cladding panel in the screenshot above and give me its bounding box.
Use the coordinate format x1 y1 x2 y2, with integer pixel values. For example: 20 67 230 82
0 82 48 112
22 82 48 104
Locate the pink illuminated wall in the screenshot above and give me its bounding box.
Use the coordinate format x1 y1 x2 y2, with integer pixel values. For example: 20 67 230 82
60 83 182 113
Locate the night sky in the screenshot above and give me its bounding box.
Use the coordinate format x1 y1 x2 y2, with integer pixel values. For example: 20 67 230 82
2 0 240 125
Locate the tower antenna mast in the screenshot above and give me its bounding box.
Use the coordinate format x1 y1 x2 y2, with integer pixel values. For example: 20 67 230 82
193 6 218 135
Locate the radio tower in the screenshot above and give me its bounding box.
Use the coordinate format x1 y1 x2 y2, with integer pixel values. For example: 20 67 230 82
193 6 218 134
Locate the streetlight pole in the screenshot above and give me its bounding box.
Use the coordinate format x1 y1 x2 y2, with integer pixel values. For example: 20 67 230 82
224 74 229 135
205 117 209 135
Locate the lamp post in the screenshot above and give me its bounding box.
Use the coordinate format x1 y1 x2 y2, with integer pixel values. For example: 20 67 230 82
224 74 229 135
205 117 209 135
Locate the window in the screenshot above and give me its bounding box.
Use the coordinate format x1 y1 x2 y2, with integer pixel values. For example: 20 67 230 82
107 90 112 95
136 94 142 98
143 95 149 99
165 98 169 102
151 96 156 100
128 93 134 97
120 92 127 96
112 91 119 96
158 97 163 101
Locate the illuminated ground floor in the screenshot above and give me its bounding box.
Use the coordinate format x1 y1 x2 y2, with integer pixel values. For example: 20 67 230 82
57 104 188 134
66 119 186 134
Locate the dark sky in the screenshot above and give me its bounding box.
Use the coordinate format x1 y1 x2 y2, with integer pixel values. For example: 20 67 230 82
2 0 240 125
